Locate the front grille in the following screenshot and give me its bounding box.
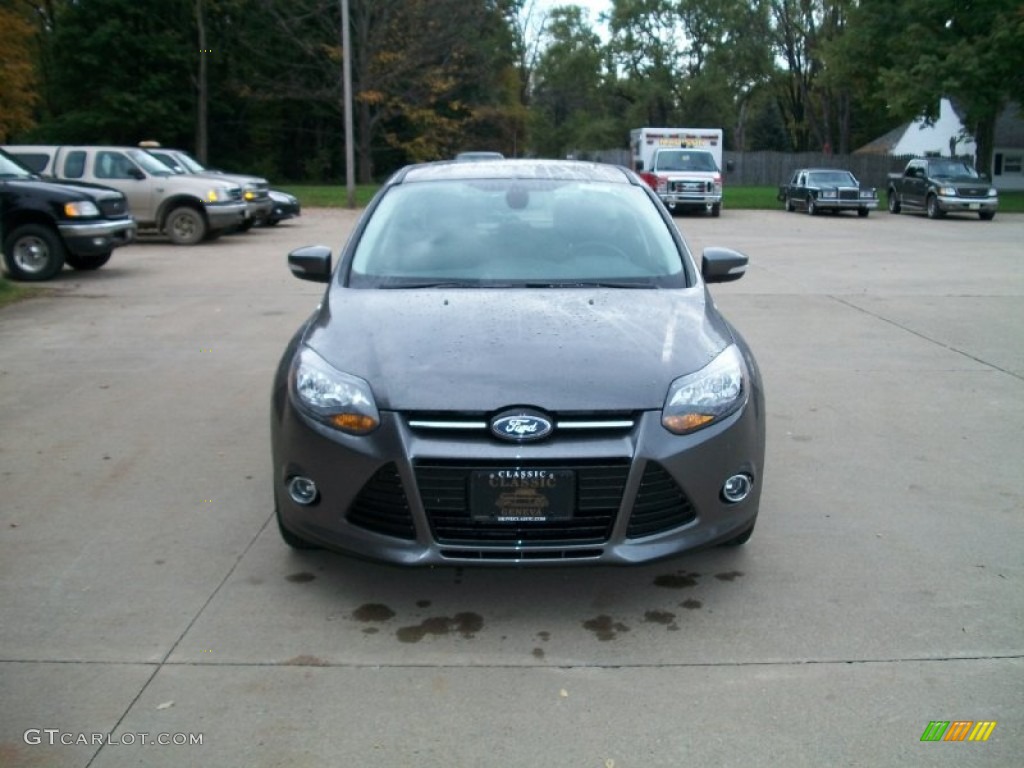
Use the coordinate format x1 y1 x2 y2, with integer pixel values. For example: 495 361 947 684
957 186 987 198
626 462 697 538
404 411 636 439
99 199 128 217
440 548 603 561
416 459 629 544
345 463 416 540
838 189 858 200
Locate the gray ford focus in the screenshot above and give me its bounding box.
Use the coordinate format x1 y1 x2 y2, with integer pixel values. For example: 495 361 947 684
271 159 765 565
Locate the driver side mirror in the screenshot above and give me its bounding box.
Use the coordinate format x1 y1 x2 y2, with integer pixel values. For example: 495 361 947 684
701 247 748 283
288 245 332 283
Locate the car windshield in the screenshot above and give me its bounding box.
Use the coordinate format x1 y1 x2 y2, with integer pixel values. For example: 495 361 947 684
654 150 718 172
349 178 688 288
808 171 857 186
127 149 173 176
0 151 33 179
928 160 979 178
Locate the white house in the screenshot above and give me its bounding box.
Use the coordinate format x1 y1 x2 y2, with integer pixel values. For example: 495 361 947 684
857 99 1024 191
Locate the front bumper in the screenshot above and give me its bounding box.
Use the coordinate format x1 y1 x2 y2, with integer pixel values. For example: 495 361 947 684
660 192 722 208
204 201 248 232
246 198 274 222
271 389 765 566
58 218 137 256
937 195 998 214
813 198 878 211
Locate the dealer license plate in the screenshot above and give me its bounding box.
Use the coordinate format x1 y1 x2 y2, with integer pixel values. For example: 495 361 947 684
470 469 575 522
969 203 980 210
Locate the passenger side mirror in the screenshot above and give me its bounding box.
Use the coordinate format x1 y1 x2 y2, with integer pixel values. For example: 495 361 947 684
288 245 332 283
701 247 748 283
128 167 145 180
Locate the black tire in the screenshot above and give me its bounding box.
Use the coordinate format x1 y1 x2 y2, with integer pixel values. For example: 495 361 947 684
857 208 870 218
710 203 721 218
785 197 794 212
165 207 207 245
926 194 944 219
2 224 66 281
719 518 756 547
276 509 320 550
65 251 112 270
979 211 995 221
807 198 818 215
237 218 255 232
887 190 901 214
264 218 281 227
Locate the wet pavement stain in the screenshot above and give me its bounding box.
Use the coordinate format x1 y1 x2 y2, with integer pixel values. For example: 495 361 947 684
536 631 551 642
362 627 380 635
653 570 701 589
532 647 545 659
396 612 484 643
582 615 630 641
714 571 744 582
643 610 677 626
284 654 328 666
352 603 396 622
680 599 703 610
286 572 315 583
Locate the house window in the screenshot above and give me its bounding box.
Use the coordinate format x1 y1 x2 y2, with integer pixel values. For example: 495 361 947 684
1004 154 1023 174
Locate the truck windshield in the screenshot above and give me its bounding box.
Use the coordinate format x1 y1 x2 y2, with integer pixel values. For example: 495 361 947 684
127 149 174 176
655 151 718 173
928 160 980 178
0 152 33 178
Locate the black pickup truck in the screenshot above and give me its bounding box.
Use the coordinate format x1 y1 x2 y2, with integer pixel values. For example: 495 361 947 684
886 157 998 220
1 148 136 281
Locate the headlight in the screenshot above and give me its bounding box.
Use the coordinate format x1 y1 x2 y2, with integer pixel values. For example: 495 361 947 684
938 186 955 196
244 187 256 201
988 188 998 197
820 190 836 199
290 347 379 435
63 201 100 217
860 189 876 199
662 345 746 434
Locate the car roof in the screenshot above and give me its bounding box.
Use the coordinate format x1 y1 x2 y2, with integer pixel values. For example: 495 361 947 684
396 158 636 185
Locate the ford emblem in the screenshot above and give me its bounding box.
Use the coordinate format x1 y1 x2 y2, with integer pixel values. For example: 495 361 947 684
490 409 554 442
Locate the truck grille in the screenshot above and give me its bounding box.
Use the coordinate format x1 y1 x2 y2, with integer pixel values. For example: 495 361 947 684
99 199 128 217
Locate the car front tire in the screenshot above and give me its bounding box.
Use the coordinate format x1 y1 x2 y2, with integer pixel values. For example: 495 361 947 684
979 211 995 221
858 208 870 218
276 508 321 550
165 207 207 245
807 198 818 215
926 194 944 219
719 518 756 546
2 224 66 281
887 191 901 214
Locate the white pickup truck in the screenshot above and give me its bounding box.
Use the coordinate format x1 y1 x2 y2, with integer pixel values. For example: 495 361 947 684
4 145 248 244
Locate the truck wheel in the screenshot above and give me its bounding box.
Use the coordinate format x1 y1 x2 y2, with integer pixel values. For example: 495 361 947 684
65 251 112 270
926 195 944 219
979 211 995 221
711 203 721 218
2 224 66 281
857 208 870 218
887 191 901 214
165 207 207 245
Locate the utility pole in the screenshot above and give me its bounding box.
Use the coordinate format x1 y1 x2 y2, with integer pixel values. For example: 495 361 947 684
196 0 208 163
341 0 356 208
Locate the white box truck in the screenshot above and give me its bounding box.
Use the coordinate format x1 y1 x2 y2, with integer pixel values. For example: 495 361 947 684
630 128 725 216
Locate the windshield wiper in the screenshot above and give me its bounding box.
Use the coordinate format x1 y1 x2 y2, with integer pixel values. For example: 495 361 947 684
377 281 476 289
525 281 656 289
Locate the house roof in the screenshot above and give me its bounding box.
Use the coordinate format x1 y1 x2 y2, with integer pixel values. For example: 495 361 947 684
857 100 1024 155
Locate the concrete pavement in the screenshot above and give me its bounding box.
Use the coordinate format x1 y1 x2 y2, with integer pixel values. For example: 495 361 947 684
1 208 1021 766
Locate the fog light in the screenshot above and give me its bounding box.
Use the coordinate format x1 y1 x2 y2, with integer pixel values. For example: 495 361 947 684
288 476 319 505
722 474 752 503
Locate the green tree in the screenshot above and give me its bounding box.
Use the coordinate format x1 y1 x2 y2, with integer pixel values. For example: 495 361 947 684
849 0 1024 172
41 0 194 145
0 2 39 141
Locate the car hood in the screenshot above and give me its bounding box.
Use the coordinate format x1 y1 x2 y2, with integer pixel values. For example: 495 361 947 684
303 288 734 411
7 177 125 202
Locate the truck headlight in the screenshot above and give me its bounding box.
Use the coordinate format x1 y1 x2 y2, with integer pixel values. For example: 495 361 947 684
63 201 100 217
938 186 956 196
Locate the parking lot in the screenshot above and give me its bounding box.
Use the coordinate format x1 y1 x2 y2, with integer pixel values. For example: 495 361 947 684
1 208 1021 766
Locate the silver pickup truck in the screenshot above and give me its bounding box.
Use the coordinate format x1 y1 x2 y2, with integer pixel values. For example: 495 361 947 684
3 145 248 244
